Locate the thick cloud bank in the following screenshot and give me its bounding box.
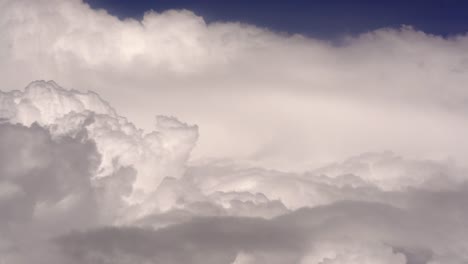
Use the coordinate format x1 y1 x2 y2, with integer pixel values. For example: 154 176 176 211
2 0 468 171
1 0 468 263
1 81 468 263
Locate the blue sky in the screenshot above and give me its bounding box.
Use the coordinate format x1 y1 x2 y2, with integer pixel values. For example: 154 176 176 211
85 0 468 38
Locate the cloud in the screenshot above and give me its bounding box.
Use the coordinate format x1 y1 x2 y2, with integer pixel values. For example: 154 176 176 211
0 122 99 263
0 81 468 264
2 0 468 170
1 0 468 263
1 81 468 263
0 80 199 220
56 193 468 264
0 82 199 262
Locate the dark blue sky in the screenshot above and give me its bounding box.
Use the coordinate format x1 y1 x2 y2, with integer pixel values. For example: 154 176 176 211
85 0 468 38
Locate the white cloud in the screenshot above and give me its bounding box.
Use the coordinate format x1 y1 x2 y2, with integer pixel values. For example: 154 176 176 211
1 0 468 263
0 80 199 222
2 0 468 170
1 81 468 263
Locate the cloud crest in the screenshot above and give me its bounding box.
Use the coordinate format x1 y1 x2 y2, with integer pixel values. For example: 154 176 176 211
0 80 199 221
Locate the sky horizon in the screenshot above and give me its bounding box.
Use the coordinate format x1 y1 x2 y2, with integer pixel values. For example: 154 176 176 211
85 0 468 38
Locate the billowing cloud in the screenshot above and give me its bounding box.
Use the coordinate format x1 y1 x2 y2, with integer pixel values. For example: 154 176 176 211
2 0 468 170
1 0 468 263
0 80 199 222
0 81 467 263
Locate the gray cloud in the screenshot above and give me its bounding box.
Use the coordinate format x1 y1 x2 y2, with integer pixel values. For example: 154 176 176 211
56 188 468 263
0 122 100 263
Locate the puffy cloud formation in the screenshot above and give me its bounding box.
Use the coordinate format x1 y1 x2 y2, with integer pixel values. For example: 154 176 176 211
2 0 468 171
0 80 199 222
1 81 468 263
1 0 468 263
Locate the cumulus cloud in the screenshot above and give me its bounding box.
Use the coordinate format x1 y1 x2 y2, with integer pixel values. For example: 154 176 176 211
1 81 468 263
1 0 468 263
2 0 468 170
0 80 199 222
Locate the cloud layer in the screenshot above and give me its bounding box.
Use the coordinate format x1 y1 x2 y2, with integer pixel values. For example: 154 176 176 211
1 0 468 263
3 0 468 170
1 81 467 264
